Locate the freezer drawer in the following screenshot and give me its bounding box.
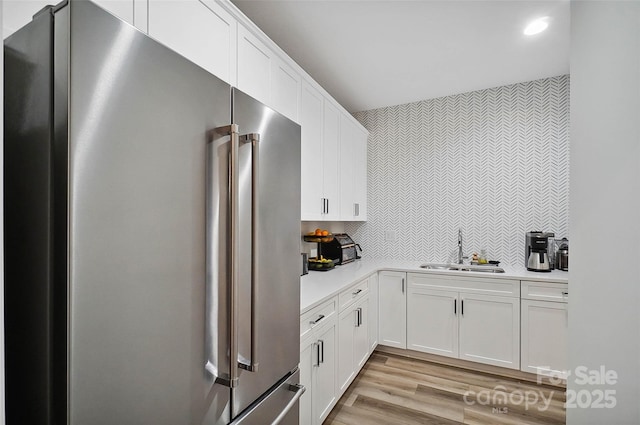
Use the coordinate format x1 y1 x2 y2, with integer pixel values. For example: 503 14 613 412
231 369 305 425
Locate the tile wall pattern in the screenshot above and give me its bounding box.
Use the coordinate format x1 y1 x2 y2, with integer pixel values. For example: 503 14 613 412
345 75 570 267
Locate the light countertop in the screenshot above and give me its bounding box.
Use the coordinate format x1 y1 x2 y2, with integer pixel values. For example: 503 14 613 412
300 258 569 313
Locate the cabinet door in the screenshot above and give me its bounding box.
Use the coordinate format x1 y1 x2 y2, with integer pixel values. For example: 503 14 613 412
368 273 379 351
300 82 324 220
337 308 356 394
354 297 370 369
459 294 520 369
521 300 568 378
407 288 458 358
322 101 341 220
353 126 368 220
148 0 237 84
271 57 300 122
299 339 314 425
237 25 271 105
93 0 134 25
339 115 356 220
378 272 407 349
313 322 337 424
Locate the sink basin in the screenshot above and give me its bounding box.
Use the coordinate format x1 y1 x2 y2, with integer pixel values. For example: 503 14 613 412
420 263 505 273
419 263 457 270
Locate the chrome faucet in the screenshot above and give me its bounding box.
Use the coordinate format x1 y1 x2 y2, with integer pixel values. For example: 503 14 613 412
457 228 464 264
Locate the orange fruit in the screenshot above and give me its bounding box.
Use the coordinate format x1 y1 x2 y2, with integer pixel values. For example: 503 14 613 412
315 228 322 236
321 230 329 236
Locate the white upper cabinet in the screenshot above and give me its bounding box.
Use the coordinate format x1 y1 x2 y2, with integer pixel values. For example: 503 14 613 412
237 25 271 105
148 0 237 85
271 57 300 122
237 27 300 122
300 82 325 220
5 0 366 222
339 115 356 220
322 101 341 221
92 0 136 27
353 125 368 220
339 115 368 221
300 82 341 221
3 1 145 38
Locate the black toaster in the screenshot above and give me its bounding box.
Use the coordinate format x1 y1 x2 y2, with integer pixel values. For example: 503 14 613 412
320 233 361 265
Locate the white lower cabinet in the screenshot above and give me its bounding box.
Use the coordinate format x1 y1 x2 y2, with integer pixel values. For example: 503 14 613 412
406 273 521 370
299 298 337 425
378 271 407 349
299 271 568 424
520 281 568 378
337 293 369 393
301 275 377 424
299 340 313 425
368 273 379 351
407 287 458 357
458 293 520 369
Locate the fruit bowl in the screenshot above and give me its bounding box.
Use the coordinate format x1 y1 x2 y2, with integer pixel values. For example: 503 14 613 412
303 234 334 243
308 258 335 271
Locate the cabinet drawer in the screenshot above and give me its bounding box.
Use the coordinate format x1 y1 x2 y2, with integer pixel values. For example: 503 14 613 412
408 273 519 297
300 297 337 339
338 278 369 311
521 281 568 303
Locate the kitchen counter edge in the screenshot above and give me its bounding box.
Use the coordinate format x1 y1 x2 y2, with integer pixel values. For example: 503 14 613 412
300 259 569 314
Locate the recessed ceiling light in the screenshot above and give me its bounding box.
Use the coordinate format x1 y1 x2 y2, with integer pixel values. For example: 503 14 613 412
524 17 550 36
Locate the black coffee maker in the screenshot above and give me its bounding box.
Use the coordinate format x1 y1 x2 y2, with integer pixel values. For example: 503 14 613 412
525 231 555 272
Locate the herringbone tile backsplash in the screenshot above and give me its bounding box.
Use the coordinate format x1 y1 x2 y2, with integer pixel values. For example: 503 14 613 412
345 75 570 267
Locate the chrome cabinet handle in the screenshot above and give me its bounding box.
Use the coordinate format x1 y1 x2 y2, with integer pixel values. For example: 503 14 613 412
401 278 405 294
313 342 320 367
356 307 363 327
354 203 359 217
461 299 464 316
272 383 307 425
352 289 362 297
238 133 261 373
309 314 325 325
321 197 329 214
454 299 457 315
319 339 324 364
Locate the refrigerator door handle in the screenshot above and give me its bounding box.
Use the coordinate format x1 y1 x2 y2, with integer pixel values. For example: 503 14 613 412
272 384 306 425
206 124 241 388
238 132 261 373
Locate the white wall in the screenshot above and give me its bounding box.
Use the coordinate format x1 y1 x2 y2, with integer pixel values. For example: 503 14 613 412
346 75 570 266
568 2 640 424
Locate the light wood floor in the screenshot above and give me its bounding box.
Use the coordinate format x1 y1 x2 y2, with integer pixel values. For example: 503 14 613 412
324 352 566 425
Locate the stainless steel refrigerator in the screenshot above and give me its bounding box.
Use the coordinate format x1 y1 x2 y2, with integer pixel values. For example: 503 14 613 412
3 1 303 424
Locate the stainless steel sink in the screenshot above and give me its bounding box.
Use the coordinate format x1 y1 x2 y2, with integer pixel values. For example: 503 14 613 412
420 263 505 273
419 263 457 270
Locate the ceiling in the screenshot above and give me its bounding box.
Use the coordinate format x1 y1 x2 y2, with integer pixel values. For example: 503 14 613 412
231 0 570 113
